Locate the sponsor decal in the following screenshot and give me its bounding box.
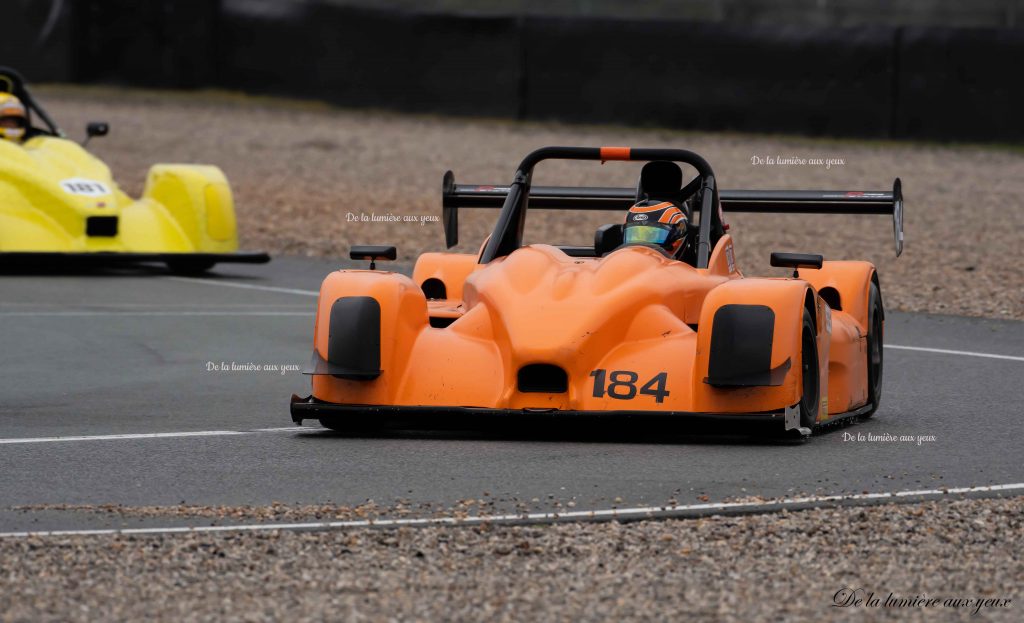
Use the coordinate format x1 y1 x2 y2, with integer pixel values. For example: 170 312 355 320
633 213 649 221
823 192 886 199
60 178 111 197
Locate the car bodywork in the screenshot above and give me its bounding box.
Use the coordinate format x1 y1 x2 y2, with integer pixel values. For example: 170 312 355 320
292 146 903 437
0 67 268 272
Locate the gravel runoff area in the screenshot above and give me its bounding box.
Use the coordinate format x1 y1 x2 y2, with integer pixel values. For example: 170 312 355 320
1 496 1020 622
37 86 1024 320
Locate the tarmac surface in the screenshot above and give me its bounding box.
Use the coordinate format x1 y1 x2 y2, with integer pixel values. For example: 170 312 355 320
1 256 1022 533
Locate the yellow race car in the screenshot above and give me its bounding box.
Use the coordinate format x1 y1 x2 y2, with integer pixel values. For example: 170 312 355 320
0 67 268 273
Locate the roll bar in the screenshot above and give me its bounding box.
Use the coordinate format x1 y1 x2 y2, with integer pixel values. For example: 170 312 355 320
443 147 904 261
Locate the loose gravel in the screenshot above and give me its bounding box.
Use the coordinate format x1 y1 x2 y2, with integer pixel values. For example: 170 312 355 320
37 85 1024 320
1 496 1020 622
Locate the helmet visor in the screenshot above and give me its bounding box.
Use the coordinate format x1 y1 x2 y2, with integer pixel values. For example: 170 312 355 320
623 224 670 246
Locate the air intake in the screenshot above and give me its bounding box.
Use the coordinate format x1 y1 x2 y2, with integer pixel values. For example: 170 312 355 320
421 278 447 300
86 216 118 237
517 364 568 393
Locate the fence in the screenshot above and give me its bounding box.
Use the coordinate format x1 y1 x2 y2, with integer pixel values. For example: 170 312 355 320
8 0 1023 141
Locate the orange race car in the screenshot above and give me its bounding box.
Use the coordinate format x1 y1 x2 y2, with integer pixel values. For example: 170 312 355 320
291 147 903 437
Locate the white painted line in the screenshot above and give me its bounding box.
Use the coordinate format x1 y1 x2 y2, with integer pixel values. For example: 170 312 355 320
0 303 312 309
0 311 313 317
0 430 249 445
0 427 309 445
2 483 1021 539
168 276 319 297
886 344 1024 362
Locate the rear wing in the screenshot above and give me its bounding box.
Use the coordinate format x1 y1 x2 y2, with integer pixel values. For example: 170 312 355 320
442 173 903 256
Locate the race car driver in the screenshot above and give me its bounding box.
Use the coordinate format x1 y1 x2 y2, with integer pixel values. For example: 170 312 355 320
622 199 692 260
0 93 28 142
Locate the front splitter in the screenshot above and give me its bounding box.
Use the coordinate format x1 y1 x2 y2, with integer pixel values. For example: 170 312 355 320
290 394 795 437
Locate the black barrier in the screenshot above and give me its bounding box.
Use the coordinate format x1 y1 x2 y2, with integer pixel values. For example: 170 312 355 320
5 1 1022 142
217 1 319 99
521 17 896 137
71 0 219 88
312 5 522 117
4 0 75 82
218 4 522 117
895 27 1024 141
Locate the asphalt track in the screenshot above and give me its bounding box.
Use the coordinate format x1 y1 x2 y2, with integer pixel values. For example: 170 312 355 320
1 257 1022 534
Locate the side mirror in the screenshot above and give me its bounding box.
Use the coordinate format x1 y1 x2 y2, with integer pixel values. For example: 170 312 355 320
350 245 396 270
83 121 109 146
770 252 823 278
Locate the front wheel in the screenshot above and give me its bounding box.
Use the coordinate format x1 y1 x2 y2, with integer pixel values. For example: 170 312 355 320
861 281 884 418
799 308 820 428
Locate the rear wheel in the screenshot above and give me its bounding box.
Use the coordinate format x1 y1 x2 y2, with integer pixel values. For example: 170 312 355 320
862 281 884 417
799 308 820 428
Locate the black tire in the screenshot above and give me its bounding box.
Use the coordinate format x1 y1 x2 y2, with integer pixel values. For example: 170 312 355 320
862 281 884 418
166 259 216 275
799 308 820 429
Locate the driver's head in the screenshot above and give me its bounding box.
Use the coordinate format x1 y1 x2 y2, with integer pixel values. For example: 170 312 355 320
623 200 688 256
0 93 27 142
